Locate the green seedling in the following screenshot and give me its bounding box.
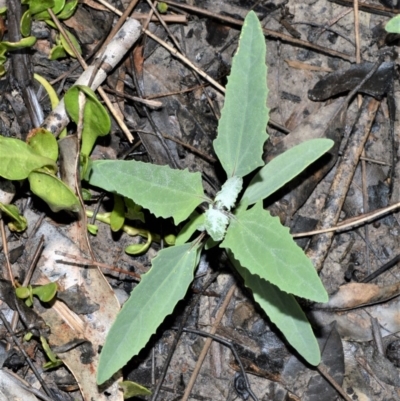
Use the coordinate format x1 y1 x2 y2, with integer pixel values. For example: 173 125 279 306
64 85 111 177
0 132 80 213
0 7 36 76
23 331 63 369
16 282 57 307
0 82 113 214
20 0 79 60
0 203 27 232
89 11 333 385
40 335 63 369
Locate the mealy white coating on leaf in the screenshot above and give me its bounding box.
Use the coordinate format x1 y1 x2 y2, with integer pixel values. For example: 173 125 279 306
215 176 243 210
204 206 229 242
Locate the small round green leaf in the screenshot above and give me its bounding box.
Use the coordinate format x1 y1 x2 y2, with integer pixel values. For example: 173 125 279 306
65 85 111 157
15 286 31 299
157 2 168 13
57 0 78 19
28 169 80 213
386 15 400 34
52 0 65 15
59 30 81 58
49 44 67 60
0 136 56 180
27 128 59 161
28 0 54 15
20 10 32 37
32 282 57 302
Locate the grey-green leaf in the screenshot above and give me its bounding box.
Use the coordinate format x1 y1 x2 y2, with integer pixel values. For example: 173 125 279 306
213 11 268 178
0 136 56 180
97 242 200 384
89 160 205 225
243 139 334 205
229 251 321 366
220 202 328 302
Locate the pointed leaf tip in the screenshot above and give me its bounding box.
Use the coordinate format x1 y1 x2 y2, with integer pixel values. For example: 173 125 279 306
213 11 269 178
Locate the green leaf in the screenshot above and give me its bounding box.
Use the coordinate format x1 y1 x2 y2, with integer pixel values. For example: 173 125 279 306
59 30 81 58
28 0 54 15
213 11 268 178
1 36 36 50
125 236 151 255
27 128 59 161
243 139 334 205
0 136 56 180
52 0 65 14
0 203 27 232
120 381 151 398
40 336 63 369
215 176 243 210
32 282 57 302
176 211 205 245
20 10 32 37
28 169 80 213
34 73 60 109
15 286 31 299
220 202 328 302
64 85 110 157
157 2 168 14
89 160 206 225
110 194 125 232
87 224 98 235
386 15 400 34
229 251 321 366
204 206 229 242
97 242 200 384
49 44 67 60
57 0 78 19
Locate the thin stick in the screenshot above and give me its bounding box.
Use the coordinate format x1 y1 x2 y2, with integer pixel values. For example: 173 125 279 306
56 252 142 280
181 284 236 401
144 29 225 93
317 363 353 401
161 0 355 62
293 201 400 237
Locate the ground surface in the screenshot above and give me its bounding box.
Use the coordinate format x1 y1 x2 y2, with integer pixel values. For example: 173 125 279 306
1 0 400 400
